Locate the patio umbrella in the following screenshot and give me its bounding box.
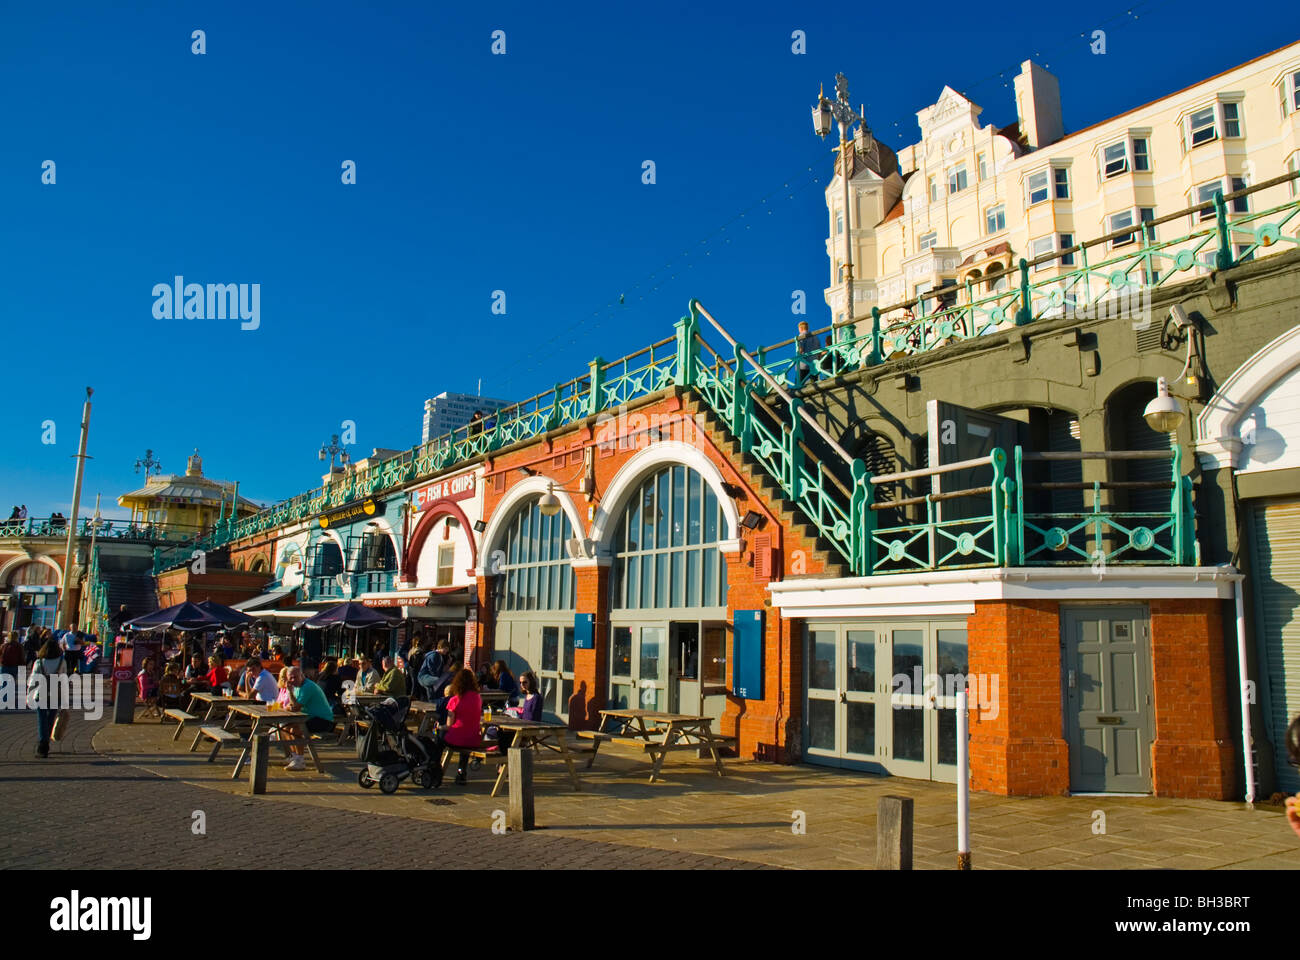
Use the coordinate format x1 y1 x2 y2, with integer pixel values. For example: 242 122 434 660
123 601 225 633
194 599 255 628
294 601 397 631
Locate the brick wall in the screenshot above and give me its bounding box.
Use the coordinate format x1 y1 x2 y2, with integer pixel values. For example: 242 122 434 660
967 600 1070 796
1150 598 1235 799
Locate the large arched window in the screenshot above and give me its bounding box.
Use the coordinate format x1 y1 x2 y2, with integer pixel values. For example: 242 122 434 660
494 500 576 612
610 465 728 609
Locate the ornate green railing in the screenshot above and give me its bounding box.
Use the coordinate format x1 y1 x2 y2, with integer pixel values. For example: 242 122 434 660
0 517 204 542
156 171 1276 577
763 171 1300 381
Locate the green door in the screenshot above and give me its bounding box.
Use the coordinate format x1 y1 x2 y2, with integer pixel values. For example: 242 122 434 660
1251 500 1300 793
1062 606 1152 793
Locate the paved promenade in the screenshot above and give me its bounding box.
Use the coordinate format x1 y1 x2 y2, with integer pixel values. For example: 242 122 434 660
44 705 1298 870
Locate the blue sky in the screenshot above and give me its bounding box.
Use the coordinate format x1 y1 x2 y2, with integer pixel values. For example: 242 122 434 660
0 0 1292 516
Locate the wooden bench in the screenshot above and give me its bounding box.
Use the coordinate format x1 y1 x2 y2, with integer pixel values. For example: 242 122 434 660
193 726 240 762
643 739 727 782
163 708 199 741
575 729 667 768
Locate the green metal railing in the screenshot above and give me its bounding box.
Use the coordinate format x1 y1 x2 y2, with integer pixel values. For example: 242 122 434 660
157 174 1294 577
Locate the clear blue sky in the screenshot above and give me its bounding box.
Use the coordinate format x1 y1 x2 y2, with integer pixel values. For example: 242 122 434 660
0 0 1291 516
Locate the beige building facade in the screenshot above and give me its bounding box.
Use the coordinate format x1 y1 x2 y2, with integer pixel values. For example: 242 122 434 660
824 40 1300 327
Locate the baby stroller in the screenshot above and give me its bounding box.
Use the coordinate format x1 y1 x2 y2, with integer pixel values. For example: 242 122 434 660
356 697 441 794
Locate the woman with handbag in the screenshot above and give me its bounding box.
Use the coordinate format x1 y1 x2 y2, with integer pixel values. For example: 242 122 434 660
28 639 67 758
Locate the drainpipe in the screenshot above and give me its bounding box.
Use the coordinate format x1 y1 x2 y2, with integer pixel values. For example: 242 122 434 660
1233 575 1256 805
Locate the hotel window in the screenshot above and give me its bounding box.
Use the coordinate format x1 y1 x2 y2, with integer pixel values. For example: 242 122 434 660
436 542 455 587
978 153 988 180
1055 167 1070 198
1109 209 1137 247
1184 101 1243 151
919 231 938 252
948 164 968 194
929 177 938 202
1133 138 1150 171
1027 170 1050 205
1102 140 1128 178
985 203 1006 234
1029 235 1056 271
1281 70 1300 117
1027 166 1068 205
1195 178 1249 222
835 210 843 234
1289 154 1300 197
1058 233 1075 266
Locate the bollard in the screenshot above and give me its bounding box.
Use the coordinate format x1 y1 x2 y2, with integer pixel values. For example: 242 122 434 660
508 746 535 832
113 682 135 724
248 734 269 796
875 795 913 870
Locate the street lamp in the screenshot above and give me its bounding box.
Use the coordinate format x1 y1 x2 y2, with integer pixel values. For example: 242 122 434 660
1143 377 1186 433
319 434 350 471
135 449 161 476
813 73 864 330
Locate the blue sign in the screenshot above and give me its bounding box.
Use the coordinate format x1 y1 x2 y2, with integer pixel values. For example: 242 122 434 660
574 613 594 650
732 609 764 700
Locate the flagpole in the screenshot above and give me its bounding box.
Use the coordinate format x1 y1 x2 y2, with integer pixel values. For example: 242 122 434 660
56 387 93 629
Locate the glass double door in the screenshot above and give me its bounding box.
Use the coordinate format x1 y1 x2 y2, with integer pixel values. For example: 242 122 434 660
805 620 968 783
610 619 727 724
493 617 574 722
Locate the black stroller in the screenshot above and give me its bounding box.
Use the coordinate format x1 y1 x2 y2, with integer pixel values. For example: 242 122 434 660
356 696 441 794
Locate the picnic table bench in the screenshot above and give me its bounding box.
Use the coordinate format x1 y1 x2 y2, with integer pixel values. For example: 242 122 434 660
587 709 732 783
163 708 199 741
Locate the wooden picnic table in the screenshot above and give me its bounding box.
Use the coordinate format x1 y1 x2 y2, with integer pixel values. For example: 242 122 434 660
221 701 325 779
589 709 729 783
478 718 582 798
187 691 239 724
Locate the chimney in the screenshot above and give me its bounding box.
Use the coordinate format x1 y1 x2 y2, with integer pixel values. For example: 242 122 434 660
1013 61 1063 149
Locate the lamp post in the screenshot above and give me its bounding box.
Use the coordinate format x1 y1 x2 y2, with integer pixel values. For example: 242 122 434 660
56 387 93 629
134 449 161 476
813 73 864 329
319 434 350 472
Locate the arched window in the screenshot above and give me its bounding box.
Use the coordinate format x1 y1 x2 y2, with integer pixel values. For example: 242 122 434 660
8 561 56 586
493 500 575 612
609 465 728 609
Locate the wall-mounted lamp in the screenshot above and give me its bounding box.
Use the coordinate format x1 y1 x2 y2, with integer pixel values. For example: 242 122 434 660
472 520 486 533
740 511 764 530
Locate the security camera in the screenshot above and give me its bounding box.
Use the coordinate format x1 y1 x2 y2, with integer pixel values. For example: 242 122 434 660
1168 304 1192 331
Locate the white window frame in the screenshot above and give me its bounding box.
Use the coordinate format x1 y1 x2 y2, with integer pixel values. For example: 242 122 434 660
1026 169 1050 206
918 231 938 252
835 210 844 235
948 164 968 194
1028 235 1056 272
436 542 456 587
929 177 938 202
1058 233 1075 267
1102 140 1129 179
1183 100 1244 151
1132 137 1150 172
1194 178 1249 223
1109 209 1138 248
977 153 988 180
1280 69 1300 118
1288 153 1300 198
985 203 1006 234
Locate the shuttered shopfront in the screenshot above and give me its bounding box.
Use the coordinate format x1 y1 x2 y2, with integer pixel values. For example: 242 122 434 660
1251 499 1300 793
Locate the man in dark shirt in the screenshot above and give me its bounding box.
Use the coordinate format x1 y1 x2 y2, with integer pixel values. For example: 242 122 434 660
796 321 821 385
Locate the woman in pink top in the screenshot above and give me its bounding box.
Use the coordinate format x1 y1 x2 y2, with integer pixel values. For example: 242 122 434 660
436 668 482 787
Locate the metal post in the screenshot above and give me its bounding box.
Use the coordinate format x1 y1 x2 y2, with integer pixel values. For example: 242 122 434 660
1233 577 1257 806
56 388 93 629
957 689 971 870
841 125 854 327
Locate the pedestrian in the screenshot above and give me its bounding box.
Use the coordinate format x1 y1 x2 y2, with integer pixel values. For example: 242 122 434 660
28 638 67 758
18 505 28 520
7 506 18 520
61 629 84 676
22 628 41 667
1 630 24 692
796 321 821 385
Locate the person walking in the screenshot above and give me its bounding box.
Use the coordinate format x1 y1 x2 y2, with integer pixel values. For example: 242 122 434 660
1 631 24 692
22 628 41 667
796 321 821 386
61 630 84 676
28 638 67 758
17 505 28 520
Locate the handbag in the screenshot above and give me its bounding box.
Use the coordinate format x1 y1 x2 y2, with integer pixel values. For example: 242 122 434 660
51 709 70 741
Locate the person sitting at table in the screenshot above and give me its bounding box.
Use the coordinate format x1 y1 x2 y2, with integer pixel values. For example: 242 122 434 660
159 664 186 710
280 665 335 771
136 656 159 702
206 655 229 692
496 670 543 753
317 659 344 712
353 655 379 693
489 659 521 706
239 657 279 703
275 667 294 709
183 653 209 690
431 668 483 787
337 658 358 685
374 655 407 698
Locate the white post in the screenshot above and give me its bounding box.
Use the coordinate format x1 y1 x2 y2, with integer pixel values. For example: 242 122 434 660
1234 577 1257 805
956 688 971 870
